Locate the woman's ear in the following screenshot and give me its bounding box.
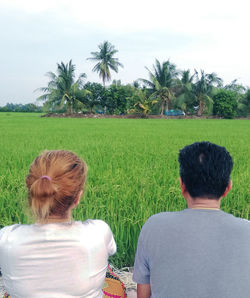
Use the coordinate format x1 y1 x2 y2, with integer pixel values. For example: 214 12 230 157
74 190 83 207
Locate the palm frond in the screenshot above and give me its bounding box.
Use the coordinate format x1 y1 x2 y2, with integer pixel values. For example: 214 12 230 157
138 78 155 89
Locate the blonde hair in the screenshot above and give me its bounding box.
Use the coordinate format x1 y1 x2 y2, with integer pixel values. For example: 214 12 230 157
26 150 87 223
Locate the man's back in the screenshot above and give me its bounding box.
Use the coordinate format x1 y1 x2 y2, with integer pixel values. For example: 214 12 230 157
133 209 250 298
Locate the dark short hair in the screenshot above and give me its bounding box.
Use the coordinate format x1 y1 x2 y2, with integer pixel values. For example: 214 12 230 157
178 142 233 199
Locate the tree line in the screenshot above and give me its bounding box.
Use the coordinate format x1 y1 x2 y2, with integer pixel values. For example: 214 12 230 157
1 41 249 118
0 103 42 113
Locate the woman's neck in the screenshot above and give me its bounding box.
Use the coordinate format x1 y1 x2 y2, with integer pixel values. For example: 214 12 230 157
37 214 72 224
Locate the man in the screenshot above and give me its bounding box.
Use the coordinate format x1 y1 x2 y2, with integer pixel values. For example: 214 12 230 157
133 141 250 298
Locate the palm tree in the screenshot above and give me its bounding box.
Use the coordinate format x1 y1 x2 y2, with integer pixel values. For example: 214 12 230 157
87 41 123 87
175 70 196 112
192 70 223 116
139 59 179 115
180 70 195 86
37 60 89 113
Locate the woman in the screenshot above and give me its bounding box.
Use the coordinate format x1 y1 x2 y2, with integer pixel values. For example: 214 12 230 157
0 150 118 297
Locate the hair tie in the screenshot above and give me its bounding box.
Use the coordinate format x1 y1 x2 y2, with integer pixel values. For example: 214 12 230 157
41 175 51 181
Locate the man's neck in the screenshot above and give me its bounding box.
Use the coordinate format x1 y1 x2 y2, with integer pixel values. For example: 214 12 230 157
186 197 221 210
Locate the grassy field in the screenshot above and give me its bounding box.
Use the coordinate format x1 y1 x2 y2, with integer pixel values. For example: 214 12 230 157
0 113 249 266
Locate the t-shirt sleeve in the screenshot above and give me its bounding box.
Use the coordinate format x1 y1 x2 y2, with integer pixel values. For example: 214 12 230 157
0 228 3 271
0 227 5 241
133 225 150 284
0 226 11 243
0 226 11 271
96 220 117 256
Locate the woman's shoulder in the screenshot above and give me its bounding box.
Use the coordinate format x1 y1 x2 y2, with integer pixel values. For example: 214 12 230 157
77 219 113 238
80 219 111 231
79 220 116 255
0 224 21 241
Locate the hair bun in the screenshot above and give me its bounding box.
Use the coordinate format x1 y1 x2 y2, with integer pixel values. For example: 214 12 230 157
30 176 56 200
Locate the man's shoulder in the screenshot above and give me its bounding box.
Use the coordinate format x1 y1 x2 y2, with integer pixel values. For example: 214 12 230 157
142 209 250 232
143 210 184 229
149 210 186 220
226 213 250 230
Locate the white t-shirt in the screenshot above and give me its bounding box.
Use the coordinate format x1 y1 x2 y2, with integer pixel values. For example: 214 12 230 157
0 220 116 298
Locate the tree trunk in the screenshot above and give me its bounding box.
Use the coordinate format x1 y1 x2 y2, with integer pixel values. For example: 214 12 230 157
67 104 72 114
197 100 204 116
103 80 106 113
166 99 169 112
160 100 164 115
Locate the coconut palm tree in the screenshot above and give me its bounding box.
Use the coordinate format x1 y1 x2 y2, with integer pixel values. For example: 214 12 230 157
180 70 195 86
175 70 196 112
139 59 179 115
87 41 123 87
37 60 89 113
192 70 223 116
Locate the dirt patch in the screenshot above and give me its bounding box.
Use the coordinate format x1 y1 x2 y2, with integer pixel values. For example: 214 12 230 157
42 113 250 119
42 113 201 119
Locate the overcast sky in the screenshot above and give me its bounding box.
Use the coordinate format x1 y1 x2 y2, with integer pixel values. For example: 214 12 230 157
0 0 249 105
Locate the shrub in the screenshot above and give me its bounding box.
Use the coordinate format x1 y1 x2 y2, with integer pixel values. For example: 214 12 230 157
213 90 237 119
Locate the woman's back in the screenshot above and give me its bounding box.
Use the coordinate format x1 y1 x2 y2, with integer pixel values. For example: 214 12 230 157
0 220 116 297
0 150 117 297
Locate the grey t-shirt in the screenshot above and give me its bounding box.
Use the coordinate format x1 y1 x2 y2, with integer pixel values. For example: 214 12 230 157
133 209 250 298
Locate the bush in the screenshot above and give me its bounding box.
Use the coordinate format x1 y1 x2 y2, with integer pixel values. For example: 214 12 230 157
213 90 237 119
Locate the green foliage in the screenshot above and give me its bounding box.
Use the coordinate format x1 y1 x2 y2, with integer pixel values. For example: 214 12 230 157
213 89 238 118
245 89 250 113
224 79 246 94
174 93 195 113
87 41 123 86
237 89 250 117
82 82 106 113
0 103 42 112
105 81 134 114
128 89 157 116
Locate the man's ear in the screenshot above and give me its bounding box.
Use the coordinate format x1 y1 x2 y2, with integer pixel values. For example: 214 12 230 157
222 180 232 197
179 177 187 196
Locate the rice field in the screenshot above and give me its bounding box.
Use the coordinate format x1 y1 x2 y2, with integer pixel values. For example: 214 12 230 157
0 113 249 266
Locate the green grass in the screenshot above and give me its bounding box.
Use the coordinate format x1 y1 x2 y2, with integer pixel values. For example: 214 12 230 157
0 113 249 266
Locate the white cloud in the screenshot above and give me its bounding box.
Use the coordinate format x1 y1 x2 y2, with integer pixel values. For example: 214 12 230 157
1 0 248 32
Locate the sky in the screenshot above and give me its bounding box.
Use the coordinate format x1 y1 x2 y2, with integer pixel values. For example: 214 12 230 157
0 0 249 105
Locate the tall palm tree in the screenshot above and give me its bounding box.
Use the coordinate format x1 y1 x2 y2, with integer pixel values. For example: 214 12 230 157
192 70 223 116
140 59 179 115
87 41 123 87
37 60 89 113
